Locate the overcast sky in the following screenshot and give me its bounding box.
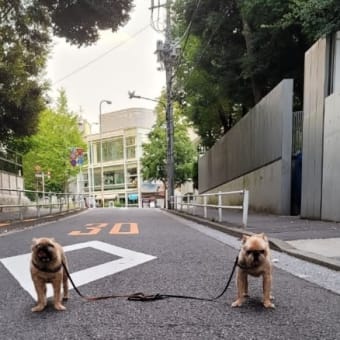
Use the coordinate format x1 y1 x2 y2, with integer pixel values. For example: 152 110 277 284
46 0 165 128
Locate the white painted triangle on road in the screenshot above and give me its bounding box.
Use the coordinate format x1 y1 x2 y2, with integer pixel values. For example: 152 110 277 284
0 241 157 300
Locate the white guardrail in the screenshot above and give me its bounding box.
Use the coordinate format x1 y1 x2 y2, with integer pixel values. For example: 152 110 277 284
173 190 249 228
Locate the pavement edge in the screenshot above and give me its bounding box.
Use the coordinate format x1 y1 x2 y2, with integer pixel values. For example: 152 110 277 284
167 209 340 272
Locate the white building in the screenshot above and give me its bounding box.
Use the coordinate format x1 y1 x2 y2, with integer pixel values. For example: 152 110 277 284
84 107 157 208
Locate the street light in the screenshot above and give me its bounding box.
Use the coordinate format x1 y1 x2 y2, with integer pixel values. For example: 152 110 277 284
129 90 174 210
99 99 112 208
128 91 165 108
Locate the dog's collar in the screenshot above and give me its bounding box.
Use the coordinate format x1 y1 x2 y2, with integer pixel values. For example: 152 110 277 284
32 261 62 273
237 262 260 270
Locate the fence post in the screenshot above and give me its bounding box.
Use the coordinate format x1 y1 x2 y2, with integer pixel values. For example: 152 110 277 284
242 190 249 228
18 189 23 221
204 195 207 218
218 191 222 222
36 191 41 218
49 192 52 214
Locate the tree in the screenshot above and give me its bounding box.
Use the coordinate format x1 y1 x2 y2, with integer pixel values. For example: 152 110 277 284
282 0 340 40
0 0 134 145
173 0 311 147
141 101 196 197
38 0 134 47
22 91 86 192
0 2 50 144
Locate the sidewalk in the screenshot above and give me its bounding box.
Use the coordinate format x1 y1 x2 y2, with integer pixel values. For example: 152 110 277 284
171 208 340 271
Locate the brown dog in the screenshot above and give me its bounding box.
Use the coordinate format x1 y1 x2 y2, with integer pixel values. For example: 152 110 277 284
30 237 69 312
232 233 275 308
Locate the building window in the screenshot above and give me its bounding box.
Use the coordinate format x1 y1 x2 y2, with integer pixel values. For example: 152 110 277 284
97 138 123 162
127 164 138 188
126 136 136 159
104 166 125 190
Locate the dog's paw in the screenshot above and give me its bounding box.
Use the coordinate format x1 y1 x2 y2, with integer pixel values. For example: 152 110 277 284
231 299 243 307
31 304 46 312
54 303 66 311
263 300 275 309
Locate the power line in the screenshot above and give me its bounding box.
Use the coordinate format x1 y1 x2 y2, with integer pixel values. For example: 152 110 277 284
52 25 150 85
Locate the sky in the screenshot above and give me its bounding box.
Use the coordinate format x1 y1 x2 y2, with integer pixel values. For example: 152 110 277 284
46 0 166 128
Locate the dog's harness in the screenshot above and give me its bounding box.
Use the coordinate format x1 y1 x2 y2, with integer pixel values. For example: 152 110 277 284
32 261 62 273
62 256 239 303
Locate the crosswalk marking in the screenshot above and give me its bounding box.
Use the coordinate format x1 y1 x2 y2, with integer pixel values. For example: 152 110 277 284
0 241 156 300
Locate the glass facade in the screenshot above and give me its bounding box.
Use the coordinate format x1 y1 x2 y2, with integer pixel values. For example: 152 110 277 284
96 138 124 163
84 107 157 208
126 136 136 159
86 134 139 206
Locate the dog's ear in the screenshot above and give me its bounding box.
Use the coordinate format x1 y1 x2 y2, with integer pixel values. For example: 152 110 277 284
241 235 249 244
31 238 38 250
259 233 268 242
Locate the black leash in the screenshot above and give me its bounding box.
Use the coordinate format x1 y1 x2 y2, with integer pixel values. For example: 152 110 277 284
62 256 238 303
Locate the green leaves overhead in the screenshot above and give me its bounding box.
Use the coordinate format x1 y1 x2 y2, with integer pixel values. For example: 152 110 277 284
0 0 134 145
0 1 50 143
173 0 340 148
38 0 134 47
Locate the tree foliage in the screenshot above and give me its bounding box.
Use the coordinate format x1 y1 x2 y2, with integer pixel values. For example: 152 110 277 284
38 0 134 47
141 100 196 189
22 90 86 192
283 0 340 40
0 1 50 144
173 0 339 148
0 0 134 145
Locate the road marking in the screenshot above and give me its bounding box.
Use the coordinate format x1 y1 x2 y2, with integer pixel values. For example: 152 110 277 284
109 223 139 235
0 241 156 300
69 223 108 235
69 223 139 236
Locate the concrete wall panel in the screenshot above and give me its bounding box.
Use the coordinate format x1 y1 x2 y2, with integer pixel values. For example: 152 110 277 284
301 38 329 219
322 93 340 221
198 80 293 214
207 160 283 213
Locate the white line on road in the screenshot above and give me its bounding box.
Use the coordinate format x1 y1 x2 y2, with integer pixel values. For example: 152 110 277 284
0 241 157 300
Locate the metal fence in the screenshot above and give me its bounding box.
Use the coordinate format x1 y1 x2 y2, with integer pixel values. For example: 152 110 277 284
292 111 303 155
173 190 249 228
0 188 85 224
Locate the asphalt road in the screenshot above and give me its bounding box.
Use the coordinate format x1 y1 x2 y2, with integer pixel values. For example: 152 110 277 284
0 209 339 340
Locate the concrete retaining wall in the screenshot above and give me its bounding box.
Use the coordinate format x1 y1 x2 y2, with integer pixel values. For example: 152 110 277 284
322 93 340 221
198 79 293 214
300 37 329 219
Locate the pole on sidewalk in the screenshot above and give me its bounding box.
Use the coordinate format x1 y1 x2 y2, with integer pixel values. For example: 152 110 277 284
242 190 249 228
151 0 178 210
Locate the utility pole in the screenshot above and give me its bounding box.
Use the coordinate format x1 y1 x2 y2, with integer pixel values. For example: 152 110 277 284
151 0 179 209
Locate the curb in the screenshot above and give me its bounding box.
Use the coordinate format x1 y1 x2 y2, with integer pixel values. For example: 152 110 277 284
167 210 340 272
